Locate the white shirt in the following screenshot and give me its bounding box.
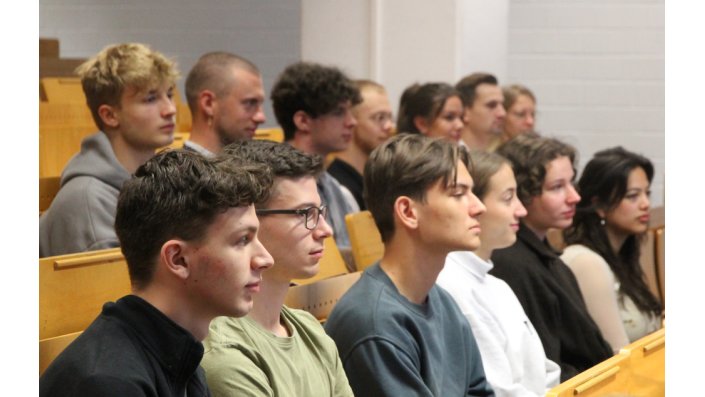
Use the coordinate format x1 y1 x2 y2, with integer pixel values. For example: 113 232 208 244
437 251 561 397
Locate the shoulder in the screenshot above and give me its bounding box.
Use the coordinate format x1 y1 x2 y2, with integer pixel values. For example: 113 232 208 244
562 245 611 274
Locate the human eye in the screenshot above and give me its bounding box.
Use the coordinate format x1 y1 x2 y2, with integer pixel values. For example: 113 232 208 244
236 233 253 246
144 93 158 103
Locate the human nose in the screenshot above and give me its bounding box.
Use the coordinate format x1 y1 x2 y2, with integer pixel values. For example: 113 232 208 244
566 184 580 204
515 200 528 218
252 105 266 124
313 214 333 240
346 110 357 128
640 193 651 210
252 237 274 270
162 96 177 118
525 114 535 128
497 105 507 119
469 193 486 217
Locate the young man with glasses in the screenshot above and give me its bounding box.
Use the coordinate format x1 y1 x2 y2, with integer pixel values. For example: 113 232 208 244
270 61 362 251
201 139 354 397
328 79 394 210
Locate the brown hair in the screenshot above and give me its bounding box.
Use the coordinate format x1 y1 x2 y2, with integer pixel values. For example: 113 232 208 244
364 133 469 242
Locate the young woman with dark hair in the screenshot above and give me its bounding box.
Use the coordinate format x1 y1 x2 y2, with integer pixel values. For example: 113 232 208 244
562 146 663 351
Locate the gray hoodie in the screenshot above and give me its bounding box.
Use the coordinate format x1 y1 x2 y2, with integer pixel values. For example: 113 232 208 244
39 132 131 257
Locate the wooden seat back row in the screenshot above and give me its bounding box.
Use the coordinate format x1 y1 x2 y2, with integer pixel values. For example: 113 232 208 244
39 237 360 375
545 328 665 396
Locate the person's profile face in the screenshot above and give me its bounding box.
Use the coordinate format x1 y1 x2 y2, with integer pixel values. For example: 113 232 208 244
256 176 333 282
603 166 651 237
464 83 506 137
477 164 527 252
184 205 273 318
524 156 580 234
213 68 266 143
308 101 357 155
424 96 464 143
504 94 536 139
414 160 486 253
352 88 394 153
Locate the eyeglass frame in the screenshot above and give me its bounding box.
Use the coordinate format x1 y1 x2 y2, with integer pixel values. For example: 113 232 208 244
255 205 329 231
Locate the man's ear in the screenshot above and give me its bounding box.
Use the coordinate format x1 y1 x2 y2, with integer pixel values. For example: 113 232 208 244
413 116 429 135
97 104 120 129
293 110 312 133
159 240 191 281
394 196 420 231
199 90 216 118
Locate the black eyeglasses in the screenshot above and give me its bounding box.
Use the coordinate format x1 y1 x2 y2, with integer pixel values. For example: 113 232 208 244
256 205 328 230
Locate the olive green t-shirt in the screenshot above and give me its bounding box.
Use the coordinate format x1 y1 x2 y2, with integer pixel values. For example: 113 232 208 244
202 306 353 397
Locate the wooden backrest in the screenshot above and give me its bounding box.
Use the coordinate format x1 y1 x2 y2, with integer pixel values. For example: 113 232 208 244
345 211 384 272
546 228 566 252
655 228 664 304
39 248 131 339
39 176 61 213
545 352 632 397
39 102 96 177
39 331 82 376
254 128 284 143
640 229 660 304
41 77 85 102
621 328 665 396
291 237 348 286
176 103 192 132
285 271 362 323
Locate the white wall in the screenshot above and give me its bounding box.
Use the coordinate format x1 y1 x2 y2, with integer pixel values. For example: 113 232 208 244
507 0 665 205
39 0 665 204
38 0 302 128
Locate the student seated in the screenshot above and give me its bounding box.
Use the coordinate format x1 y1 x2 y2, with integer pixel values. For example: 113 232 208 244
396 82 464 143
437 150 560 396
562 147 663 351
270 61 362 249
201 140 353 397
184 51 266 156
501 84 537 143
325 133 494 396
455 73 506 151
489 133 614 381
328 79 394 210
40 150 274 396
40 43 178 257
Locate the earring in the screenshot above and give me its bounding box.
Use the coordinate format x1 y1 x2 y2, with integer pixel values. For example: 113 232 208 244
600 218 606 226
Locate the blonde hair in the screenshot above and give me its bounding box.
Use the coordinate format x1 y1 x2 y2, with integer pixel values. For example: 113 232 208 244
75 43 179 129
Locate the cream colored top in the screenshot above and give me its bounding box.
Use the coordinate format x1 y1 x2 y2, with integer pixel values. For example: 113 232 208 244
562 244 660 351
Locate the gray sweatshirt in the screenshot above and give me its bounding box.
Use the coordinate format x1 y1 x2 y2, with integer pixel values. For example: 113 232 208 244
39 132 130 257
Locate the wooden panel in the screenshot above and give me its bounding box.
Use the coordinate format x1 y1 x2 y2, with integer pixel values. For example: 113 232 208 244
39 176 62 214
621 328 665 396
285 272 361 323
546 228 565 252
254 128 284 143
176 103 192 132
39 248 132 339
345 210 384 272
41 77 85 102
39 331 82 376
39 38 60 58
291 237 348 286
39 123 95 178
545 352 632 397
39 57 85 79
640 229 660 306
655 228 665 305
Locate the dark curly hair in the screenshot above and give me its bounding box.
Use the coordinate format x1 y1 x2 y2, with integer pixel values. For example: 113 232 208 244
496 132 577 207
270 62 362 140
396 82 462 134
564 146 662 315
115 149 272 290
221 139 323 206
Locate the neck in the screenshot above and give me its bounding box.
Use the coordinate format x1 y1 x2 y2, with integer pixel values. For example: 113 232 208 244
474 243 494 262
461 126 491 150
133 283 211 341
379 237 445 305
289 133 329 157
190 118 223 154
523 219 547 241
247 272 290 337
335 144 368 175
107 133 156 174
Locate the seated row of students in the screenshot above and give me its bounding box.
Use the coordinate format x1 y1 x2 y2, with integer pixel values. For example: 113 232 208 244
39 41 662 396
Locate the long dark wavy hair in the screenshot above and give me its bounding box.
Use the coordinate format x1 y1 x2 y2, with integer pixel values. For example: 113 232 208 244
564 146 662 315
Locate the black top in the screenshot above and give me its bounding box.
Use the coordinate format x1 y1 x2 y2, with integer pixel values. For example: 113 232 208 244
40 295 211 397
328 158 365 210
490 223 614 381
